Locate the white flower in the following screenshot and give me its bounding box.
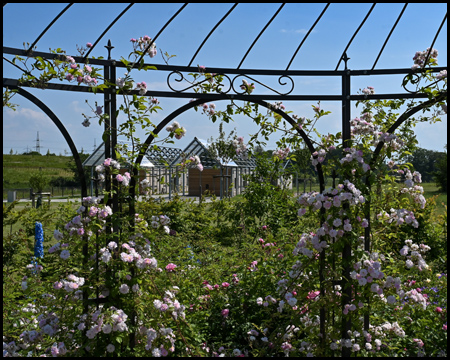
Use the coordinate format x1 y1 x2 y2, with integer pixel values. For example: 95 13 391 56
106 344 115 353
102 324 112 334
387 295 396 304
232 349 242 356
287 297 297 307
119 284 129 294
153 300 162 310
60 250 70 260
53 230 64 241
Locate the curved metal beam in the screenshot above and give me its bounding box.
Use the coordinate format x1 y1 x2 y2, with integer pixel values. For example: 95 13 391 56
83 3 134 60
371 3 407 71
422 13 447 68
335 3 376 71
131 3 188 73
4 85 88 199
129 97 325 213
27 4 73 54
369 90 447 168
237 4 285 69
188 3 238 67
286 3 330 71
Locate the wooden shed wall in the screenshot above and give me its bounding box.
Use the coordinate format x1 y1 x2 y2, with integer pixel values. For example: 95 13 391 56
188 168 221 196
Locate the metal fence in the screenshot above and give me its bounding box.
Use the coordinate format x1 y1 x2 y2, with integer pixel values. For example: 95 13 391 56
3 187 83 200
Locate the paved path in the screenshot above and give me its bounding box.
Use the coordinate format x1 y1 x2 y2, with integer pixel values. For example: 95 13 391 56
3 194 215 204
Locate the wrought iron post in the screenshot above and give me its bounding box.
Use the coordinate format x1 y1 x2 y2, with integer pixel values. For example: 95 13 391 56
104 40 113 202
341 52 352 358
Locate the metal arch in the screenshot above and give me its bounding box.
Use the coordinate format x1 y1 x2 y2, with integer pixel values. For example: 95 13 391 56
335 3 376 71
131 3 188 73
369 90 447 169
188 3 238 67
422 13 447 69
237 3 285 70
371 3 407 71
131 97 325 190
129 97 326 216
26 3 73 55
3 85 88 199
83 3 134 60
286 3 330 71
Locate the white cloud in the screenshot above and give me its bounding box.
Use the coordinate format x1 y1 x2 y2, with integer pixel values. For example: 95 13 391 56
4 107 47 121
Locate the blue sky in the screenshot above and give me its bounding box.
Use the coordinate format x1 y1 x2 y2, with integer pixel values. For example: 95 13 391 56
3 3 447 156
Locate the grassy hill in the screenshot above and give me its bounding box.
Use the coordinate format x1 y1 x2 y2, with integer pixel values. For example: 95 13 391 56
3 154 82 190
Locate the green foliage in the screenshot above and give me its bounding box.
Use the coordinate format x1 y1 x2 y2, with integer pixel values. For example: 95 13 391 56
434 144 447 192
241 154 299 235
403 147 446 182
28 171 49 192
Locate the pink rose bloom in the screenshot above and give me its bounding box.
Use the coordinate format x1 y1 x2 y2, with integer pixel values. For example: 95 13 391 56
166 263 177 272
307 291 320 300
221 309 229 318
222 282 230 288
89 207 98 217
435 307 443 313
86 42 93 48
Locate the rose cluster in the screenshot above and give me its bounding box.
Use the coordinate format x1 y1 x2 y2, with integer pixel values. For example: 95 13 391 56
412 47 438 69
351 113 377 137
361 86 375 95
130 35 157 58
95 158 121 182
399 239 430 271
310 148 327 168
377 208 419 228
166 120 187 140
232 136 248 159
84 307 129 340
240 79 255 94
150 214 171 234
201 103 216 116
64 55 98 86
273 147 290 160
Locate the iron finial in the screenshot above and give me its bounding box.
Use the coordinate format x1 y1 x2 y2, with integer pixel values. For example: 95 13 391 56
105 40 114 60
342 52 350 70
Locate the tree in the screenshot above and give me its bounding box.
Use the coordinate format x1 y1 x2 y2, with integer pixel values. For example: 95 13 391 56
67 152 90 188
404 147 444 182
434 144 447 192
207 123 240 198
29 171 49 193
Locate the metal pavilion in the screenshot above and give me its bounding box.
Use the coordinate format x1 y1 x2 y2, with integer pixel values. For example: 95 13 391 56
3 3 447 356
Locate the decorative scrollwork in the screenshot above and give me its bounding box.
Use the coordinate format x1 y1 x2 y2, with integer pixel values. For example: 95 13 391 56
401 72 442 94
231 74 294 96
166 71 295 96
167 71 232 94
